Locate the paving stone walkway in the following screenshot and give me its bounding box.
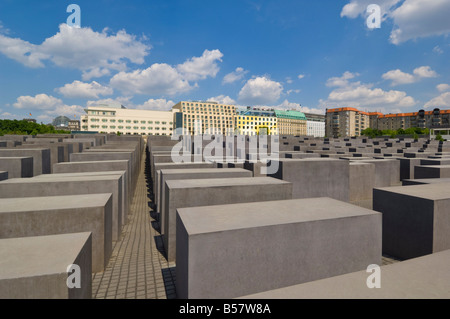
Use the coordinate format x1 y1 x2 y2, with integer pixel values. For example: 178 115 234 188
91 146 176 299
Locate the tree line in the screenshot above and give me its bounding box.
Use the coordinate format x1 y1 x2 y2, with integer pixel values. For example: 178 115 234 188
0 119 70 136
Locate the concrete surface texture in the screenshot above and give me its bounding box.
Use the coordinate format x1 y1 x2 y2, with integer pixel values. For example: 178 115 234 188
0 232 92 299
0 193 113 272
373 182 450 260
164 176 293 262
176 197 381 299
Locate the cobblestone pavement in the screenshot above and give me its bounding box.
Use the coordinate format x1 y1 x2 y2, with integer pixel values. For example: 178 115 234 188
91 148 176 299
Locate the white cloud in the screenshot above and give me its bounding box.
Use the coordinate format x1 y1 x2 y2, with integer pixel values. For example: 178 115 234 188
110 63 192 96
287 89 301 95
341 0 450 44
86 96 132 108
297 74 305 79
326 71 359 87
12 93 85 120
382 69 416 86
437 83 450 92
285 77 293 84
382 66 438 86
433 45 444 54
207 95 236 105
413 66 438 78
0 24 150 79
135 98 175 111
177 49 223 82
320 72 416 110
238 76 283 105
56 80 113 99
223 67 248 84
425 92 450 108
110 49 223 96
277 100 324 115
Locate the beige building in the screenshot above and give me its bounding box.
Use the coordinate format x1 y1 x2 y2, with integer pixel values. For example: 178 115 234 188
274 110 307 136
81 104 175 136
326 107 370 137
172 101 236 134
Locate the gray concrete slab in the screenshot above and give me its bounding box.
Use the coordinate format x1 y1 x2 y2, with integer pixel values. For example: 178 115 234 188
0 148 50 176
415 165 450 179
373 182 450 260
269 158 350 201
0 175 123 241
0 232 92 299
164 176 293 262
158 168 253 230
176 197 381 299
359 159 401 187
0 194 112 272
240 249 450 299
0 157 33 178
32 171 129 223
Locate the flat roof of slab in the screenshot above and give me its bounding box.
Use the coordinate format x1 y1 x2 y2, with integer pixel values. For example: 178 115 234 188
417 165 450 168
31 171 126 178
0 232 91 279
0 193 111 213
159 168 249 175
239 249 450 299
55 160 129 165
404 178 450 184
375 182 450 200
178 197 379 235
0 175 121 184
166 176 290 189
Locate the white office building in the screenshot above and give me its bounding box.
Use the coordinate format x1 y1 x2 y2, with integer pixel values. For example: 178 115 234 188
305 113 326 137
81 104 176 136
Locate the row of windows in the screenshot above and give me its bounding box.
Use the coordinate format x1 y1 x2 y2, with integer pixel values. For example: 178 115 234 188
90 125 171 130
90 119 171 125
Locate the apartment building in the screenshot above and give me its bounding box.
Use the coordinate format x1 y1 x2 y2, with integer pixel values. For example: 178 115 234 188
325 107 370 137
81 104 175 136
377 108 450 131
172 101 236 135
235 107 278 135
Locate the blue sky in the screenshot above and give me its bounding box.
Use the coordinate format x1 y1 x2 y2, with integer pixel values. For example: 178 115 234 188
0 0 449 123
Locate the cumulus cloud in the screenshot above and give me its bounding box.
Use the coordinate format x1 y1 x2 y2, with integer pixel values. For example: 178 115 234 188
177 49 223 82
297 74 305 79
110 49 223 96
326 71 360 87
341 0 450 44
382 66 438 86
320 71 416 110
277 100 324 115
135 98 175 111
110 63 192 96
12 93 85 120
425 92 450 108
223 67 248 84
437 83 450 92
0 24 150 79
56 80 113 99
238 76 283 105
207 95 236 105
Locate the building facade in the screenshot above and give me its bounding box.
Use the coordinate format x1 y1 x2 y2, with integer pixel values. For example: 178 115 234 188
274 110 307 136
81 104 175 136
68 120 80 131
235 107 277 135
325 107 370 138
304 113 325 137
172 101 236 135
